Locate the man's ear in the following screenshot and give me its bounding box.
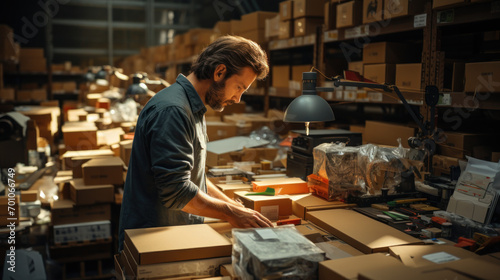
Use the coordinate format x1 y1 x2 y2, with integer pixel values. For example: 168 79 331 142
214 64 226 82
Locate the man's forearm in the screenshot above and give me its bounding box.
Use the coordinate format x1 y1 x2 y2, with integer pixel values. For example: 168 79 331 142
206 178 242 207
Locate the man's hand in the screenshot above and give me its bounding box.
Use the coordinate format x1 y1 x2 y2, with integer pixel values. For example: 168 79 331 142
224 204 274 228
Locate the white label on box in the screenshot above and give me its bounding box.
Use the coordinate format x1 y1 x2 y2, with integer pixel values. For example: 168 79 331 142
335 90 343 100
368 91 383 102
439 93 451 106
256 228 280 240
260 205 279 220
456 171 493 199
269 87 277 96
422 252 460 264
414 14 427 28
326 92 334 100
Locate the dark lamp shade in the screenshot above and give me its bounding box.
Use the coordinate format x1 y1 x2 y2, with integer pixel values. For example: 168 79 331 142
284 94 335 123
126 83 148 96
95 69 107 80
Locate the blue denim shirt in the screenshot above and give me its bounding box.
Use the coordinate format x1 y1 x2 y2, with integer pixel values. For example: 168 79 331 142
118 74 208 251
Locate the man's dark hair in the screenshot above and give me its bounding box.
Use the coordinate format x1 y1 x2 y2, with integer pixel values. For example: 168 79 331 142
191 35 269 81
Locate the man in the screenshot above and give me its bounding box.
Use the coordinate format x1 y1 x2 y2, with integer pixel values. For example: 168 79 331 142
118 36 273 251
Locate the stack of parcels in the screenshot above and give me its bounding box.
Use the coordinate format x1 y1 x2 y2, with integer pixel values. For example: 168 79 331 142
120 224 232 279
232 226 325 279
311 142 423 201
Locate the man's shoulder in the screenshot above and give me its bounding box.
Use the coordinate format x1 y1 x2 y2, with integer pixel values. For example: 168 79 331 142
146 83 189 110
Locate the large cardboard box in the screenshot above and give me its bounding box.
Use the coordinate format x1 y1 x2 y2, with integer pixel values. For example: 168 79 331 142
319 253 405 280
16 89 47 101
240 11 278 34
358 265 467 280
306 209 423 254
291 194 356 219
389 245 478 268
82 157 125 185
396 63 423 90
315 240 365 260
364 121 416 148
272 65 290 88
464 61 500 93
280 0 294 21
119 140 133 167
363 42 414 64
364 63 396 84
417 256 500 280
123 241 230 279
69 179 114 205
53 220 111 244
0 24 20 62
336 0 362 28
50 199 111 225
0 88 15 101
363 0 383 23
348 61 363 75
62 123 98 150
384 0 425 19
294 0 324 18
234 191 293 220
240 29 266 44
124 224 232 265
252 177 308 195
294 17 324 37
207 121 238 141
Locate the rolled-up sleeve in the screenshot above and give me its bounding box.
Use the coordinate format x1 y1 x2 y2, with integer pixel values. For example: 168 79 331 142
147 106 199 210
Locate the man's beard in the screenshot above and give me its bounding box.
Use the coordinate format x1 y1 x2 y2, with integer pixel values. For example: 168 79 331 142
205 79 234 112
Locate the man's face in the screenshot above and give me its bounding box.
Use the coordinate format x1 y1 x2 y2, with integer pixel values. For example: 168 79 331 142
206 66 257 112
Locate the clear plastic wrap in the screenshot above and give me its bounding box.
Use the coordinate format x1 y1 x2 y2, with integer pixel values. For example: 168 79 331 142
312 141 412 200
232 226 325 280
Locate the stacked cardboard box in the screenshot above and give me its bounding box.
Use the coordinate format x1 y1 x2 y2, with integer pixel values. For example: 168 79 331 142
19 48 46 73
18 106 60 147
337 0 363 28
0 24 20 62
121 224 232 279
240 11 278 44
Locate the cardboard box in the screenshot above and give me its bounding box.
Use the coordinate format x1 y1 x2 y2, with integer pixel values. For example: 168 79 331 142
19 57 46 73
384 0 426 19
294 17 323 37
292 65 313 84
294 0 325 18
395 63 423 90
279 21 293 39
20 190 38 202
272 65 290 88
389 245 478 268
464 61 500 93
363 42 414 64
215 183 253 199
124 224 232 265
295 224 327 243
337 0 362 28
16 89 47 101
280 0 294 21
123 241 230 279
240 11 278 33
234 191 292 220
432 0 466 9
119 140 133 167
50 199 111 225
62 123 98 150
69 179 114 205
363 0 383 23
364 121 416 148
291 194 356 219
61 149 114 170
82 157 124 185
306 209 423 254
325 1 337 30
358 265 437 280
206 121 238 141
364 63 396 84
319 253 404 280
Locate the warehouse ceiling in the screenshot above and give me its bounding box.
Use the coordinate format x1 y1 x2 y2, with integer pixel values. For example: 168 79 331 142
1 0 279 67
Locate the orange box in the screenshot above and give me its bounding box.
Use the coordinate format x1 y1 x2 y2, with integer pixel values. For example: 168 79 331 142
252 177 309 195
